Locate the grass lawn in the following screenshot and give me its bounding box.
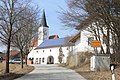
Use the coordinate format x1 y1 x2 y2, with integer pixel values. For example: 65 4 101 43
0 63 34 80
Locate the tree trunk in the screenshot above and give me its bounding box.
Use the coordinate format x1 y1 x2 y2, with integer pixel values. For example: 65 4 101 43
5 26 12 73
117 35 120 63
20 49 24 69
106 27 110 54
25 55 28 65
5 41 11 73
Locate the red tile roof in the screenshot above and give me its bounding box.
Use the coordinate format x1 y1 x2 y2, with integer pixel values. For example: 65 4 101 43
48 35 59 39
0 53 6 59
10 51 19 55
32 37 38 47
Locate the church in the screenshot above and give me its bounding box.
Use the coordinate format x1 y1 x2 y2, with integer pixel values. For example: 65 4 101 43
28 10 74 64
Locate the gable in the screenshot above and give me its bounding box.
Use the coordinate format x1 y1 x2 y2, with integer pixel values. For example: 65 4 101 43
69 32 81 43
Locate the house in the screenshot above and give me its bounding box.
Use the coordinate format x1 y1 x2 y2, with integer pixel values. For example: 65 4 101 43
69 30 94 53
66 30 95 66
0 50 21 63
28 10 74 64
0 50 20 60
34 37 74 64
0 52 5 60
68 29 111 70
9 50 20 60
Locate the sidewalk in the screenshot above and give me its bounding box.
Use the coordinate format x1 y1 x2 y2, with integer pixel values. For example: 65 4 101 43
15 64 86 80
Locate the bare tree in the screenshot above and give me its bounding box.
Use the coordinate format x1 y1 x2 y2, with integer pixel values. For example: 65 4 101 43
81 0 120 61
59 0 109 53
60 0 120 56
11 7 39 68
59 0 88 29
0 0 33 73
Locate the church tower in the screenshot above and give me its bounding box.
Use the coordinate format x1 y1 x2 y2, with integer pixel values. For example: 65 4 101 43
38 10 49 45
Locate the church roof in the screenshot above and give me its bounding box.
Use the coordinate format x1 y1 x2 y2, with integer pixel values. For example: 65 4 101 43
40 10 49 27
35 37 74 49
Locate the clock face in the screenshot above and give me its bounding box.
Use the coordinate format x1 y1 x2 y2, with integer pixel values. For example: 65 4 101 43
38 28 48 40
43 29 47 35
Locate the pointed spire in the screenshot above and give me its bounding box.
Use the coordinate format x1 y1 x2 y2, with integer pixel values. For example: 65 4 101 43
40 10 49 27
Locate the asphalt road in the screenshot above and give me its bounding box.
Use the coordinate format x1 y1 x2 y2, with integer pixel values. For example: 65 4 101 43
15 64 86 80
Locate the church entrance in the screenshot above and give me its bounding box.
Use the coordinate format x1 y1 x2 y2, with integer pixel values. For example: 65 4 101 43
47 56 54 64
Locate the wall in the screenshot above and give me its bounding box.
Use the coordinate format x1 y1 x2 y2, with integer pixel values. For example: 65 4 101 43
67 52 93 67
38 27 49 45
71 30 94 54
90 54 110 71
28 47 36 59
33 46 70 64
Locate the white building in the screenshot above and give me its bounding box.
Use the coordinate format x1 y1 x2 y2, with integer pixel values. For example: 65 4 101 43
68 29 111 69
28 10 74 64
69 30 95 54
34 37 74 64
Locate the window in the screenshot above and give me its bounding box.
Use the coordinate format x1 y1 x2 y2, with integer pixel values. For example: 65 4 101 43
42 58 45 62
39 58 41 64
35 58 38 64
88 37 94 45
36 51 38 53
29 58 34 60
50 49 51 52
66 48 69 50
43 50 44 52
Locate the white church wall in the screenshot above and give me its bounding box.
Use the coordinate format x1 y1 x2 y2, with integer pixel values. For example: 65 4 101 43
61 46 70 63
33 46 70 64
38 27 43 45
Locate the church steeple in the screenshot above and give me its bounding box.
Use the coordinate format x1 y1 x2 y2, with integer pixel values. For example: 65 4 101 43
40 10 49 27
38 10 49 45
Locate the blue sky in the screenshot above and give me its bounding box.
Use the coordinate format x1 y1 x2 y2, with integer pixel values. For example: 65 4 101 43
33 0 78 38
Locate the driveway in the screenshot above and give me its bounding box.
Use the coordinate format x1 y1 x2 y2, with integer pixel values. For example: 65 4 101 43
15 64 86 80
